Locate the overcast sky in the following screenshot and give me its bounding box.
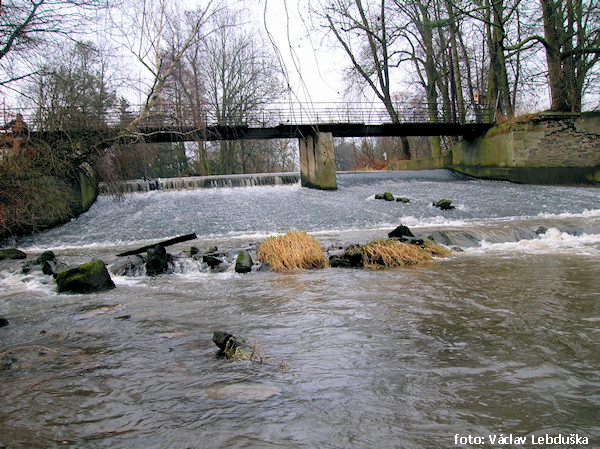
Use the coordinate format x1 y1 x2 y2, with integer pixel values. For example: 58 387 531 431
251 0 348 104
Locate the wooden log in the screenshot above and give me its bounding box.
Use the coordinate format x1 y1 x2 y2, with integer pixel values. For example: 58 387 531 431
116 233 197 257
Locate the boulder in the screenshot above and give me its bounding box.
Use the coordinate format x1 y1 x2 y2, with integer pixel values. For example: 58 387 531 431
512 228 538 241
36 251 56 265
396 197 410 203
451 233 481 248
42 260 69 277
433 199 455 210
257 261 271 272
203 252 224 269
0 248 27 260
557 226 584 236
402 237 425 246
55 260 115 294
146 244 170 276
428 231 453 246
388 225 415 240
375 192 394 201
21 251 67 275
328 247 363 268
0 317 9 327
235 250 253 273
110 255 145 276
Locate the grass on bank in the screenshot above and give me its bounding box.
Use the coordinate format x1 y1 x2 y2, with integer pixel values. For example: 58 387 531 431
257 231 329 272
354 239 451 269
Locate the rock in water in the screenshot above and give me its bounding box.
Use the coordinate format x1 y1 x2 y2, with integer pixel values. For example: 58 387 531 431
109 255 145 276
375 192 394 201
36 251 56 265
213 331 244 356
388 225 415 240
433 199 455 210
55 260 115 294
0 248 27 260
428 231 453 246
203 250 225 269
328 247 363 268
235 250 253 273
42 260 69 277
146 244 170 275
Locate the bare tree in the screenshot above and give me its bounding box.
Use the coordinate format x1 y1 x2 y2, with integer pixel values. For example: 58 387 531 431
31 41 116 133
0 0 108 86
117 0 221 131
537 0 599 112
199 10 284 174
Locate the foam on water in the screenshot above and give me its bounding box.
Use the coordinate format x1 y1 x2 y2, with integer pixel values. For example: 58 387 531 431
0 269 57 296
467 228 600 256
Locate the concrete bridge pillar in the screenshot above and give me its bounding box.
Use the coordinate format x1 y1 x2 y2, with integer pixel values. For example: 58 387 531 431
298 131 337 190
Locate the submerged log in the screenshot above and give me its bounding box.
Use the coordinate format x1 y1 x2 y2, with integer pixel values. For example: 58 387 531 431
117 233 197 257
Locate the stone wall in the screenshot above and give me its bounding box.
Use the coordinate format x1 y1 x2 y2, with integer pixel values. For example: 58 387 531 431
451 112 600 184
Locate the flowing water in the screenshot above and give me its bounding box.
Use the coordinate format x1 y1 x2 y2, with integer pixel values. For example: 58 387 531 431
1 170 599 448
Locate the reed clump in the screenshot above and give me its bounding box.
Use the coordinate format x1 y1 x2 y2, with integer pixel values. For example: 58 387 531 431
257 231 329 272
422 240 452 257
354 239 450 269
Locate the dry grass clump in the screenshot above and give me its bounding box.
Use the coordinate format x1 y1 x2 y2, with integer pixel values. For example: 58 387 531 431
257 231 329 272
224 339 266 364
421 240 452 257
359 239 450 269
361 239 430 268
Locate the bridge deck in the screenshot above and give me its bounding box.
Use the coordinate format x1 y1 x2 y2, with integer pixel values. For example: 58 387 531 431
135 122 493 143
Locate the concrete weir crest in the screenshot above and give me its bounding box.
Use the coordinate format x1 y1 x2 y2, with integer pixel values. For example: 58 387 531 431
299 131 337 190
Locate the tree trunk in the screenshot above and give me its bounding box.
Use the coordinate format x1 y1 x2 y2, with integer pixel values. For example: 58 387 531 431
485 0 513 121
540 0 571 112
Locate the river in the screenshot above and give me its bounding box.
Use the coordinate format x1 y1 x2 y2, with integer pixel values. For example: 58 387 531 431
1 170 599 448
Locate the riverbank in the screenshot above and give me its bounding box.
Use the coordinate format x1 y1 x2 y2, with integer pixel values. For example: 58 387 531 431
0 142 98 241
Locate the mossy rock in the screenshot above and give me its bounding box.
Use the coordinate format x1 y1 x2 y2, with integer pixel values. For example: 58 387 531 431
55 259 115 294
0 248 27 260
375 192 395 201
235 250 253 273
433 199 455 210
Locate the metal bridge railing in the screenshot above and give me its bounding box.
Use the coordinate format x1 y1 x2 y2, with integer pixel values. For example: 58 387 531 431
2 101 494 133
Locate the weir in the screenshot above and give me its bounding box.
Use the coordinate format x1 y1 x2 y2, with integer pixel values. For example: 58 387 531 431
99 172 300 194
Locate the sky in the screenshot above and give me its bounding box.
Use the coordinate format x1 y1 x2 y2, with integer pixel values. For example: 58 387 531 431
251 0 348 104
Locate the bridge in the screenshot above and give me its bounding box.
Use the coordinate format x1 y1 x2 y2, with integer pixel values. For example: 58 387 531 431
130 101 492 141
130 101 494 189
27 101 494 190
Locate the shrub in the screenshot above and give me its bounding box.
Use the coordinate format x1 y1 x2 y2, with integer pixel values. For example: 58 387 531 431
257 231 329 272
